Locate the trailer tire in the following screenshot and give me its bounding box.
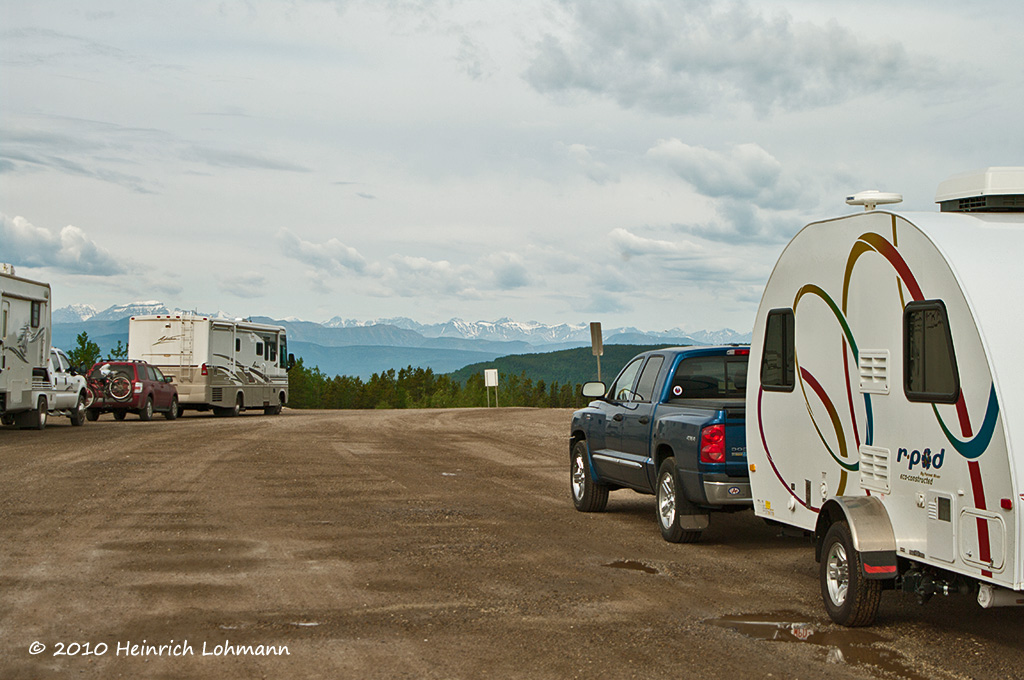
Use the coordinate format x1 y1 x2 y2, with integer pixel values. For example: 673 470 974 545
656 458 702 543
70 392 87 426
570 440 608 512
820 521 882 627
164 397 178 420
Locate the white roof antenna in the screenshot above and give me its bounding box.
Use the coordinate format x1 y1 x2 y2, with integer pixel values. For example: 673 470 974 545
846 190 903 211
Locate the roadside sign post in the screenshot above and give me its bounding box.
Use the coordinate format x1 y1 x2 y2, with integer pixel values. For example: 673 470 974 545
484 368 499 407
590 322 603 383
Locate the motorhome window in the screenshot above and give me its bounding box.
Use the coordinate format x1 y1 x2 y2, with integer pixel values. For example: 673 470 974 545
904 300 960 403
761 309 795 392
669 356 747 399
610 357 644 401
235 338 241 352
256 342 264 357
633 356 665 402
2 309 7 337
31 301 41 328
268 341 277 362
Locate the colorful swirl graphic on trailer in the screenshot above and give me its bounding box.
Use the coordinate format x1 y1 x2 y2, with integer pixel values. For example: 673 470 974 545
757 221 1001 573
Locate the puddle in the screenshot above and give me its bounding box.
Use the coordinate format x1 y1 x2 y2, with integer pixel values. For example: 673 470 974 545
603 560 658 575
707 613 928 680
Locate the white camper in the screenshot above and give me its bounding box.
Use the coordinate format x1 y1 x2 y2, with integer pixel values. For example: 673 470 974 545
129 315 289 417
747 168 1024 626
0 264 56 429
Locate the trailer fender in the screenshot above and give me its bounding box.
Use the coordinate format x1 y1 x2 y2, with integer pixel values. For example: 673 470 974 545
815 497 898 580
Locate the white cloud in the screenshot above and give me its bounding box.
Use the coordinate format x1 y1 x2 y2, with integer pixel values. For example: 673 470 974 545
277 228 370 274
0 214 126 275
525 0 945 116
219 271 268 298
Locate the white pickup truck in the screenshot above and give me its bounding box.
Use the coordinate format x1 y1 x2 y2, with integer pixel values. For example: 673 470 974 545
48 348 89 426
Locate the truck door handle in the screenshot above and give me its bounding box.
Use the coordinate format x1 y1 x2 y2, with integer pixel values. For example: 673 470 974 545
638 416 650 424
613 414 623 422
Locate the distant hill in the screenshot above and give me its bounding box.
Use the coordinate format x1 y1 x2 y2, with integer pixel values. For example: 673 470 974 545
449 344 688 387
290 341 501 379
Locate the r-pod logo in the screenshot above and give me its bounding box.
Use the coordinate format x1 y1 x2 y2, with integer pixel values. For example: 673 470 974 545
897 447 944 471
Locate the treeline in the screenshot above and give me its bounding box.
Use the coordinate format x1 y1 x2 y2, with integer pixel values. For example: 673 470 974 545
288 359 585 410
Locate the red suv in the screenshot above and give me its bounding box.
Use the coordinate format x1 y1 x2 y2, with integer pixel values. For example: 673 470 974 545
85 360 179 422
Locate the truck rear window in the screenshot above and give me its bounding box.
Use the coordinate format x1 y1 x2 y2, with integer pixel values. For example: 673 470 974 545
668 356 747 400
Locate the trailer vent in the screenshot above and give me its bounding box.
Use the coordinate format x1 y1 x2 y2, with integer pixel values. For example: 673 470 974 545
935 167 1024 213
858 351 889 394
859 445 891 494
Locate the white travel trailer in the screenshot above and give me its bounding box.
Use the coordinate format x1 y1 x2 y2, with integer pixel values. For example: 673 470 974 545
747 168 1024 626
0 264 56 429
129 315 289 417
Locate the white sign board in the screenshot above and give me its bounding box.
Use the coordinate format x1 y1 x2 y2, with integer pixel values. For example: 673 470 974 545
484 368 498 387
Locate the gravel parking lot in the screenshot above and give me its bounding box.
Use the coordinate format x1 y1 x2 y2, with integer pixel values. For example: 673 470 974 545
1 408 1021 679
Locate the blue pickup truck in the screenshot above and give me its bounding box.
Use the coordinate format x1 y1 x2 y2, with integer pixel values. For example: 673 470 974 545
570 346 750 543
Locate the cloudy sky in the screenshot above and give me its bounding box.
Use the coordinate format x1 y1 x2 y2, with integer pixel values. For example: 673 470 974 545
2 0 1022 332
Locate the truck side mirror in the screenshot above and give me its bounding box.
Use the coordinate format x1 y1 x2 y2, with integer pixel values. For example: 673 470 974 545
581 381 607 398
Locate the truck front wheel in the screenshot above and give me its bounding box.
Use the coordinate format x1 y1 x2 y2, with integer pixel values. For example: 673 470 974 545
820 521 882 626
570 440 608 512
656 458 702 543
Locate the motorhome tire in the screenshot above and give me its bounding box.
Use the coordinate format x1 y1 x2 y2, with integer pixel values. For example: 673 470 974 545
70 392 87 426
571 440 609 512
820 521 882 627
165 397 178 420
657 458 702 543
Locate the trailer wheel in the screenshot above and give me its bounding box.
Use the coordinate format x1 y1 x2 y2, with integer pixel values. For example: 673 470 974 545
820 521 882 626
70 392 87 426
164 397 178 420
656 458 702 543
570 440 608 512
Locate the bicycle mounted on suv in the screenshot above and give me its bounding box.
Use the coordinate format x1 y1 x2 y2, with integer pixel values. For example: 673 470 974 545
85 360 179 422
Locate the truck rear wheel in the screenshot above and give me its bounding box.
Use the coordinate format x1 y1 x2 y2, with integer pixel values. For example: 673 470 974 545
571 440 608 512
657 458 702 543
820 521 882 626
70 392 87 426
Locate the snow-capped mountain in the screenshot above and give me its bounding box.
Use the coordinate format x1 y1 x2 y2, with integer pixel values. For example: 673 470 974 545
88 301 171 321
52 304 99 324
321 315 749 345
55 302 751 346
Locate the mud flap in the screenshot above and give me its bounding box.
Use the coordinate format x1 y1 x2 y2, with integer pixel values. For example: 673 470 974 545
861 550 898 580
679 513 710 532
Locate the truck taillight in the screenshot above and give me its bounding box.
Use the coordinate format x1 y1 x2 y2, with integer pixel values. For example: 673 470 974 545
700 424 726 463
201 363 208 376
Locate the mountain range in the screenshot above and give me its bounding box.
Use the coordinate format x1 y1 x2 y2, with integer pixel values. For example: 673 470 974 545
52 302 752 379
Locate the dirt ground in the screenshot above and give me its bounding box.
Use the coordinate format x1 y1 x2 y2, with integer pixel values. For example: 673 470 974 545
0 407 1021 679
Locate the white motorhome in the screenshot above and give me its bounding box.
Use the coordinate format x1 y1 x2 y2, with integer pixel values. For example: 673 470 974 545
747 168 1024 626
1 264 56 429
129 314 289 417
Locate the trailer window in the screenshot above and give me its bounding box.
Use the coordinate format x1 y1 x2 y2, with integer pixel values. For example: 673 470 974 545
761 309 795 391
31 301 41 328
904 300 960 403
